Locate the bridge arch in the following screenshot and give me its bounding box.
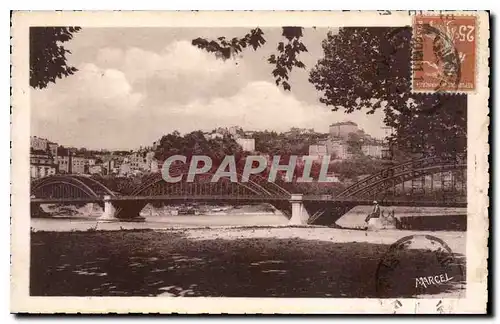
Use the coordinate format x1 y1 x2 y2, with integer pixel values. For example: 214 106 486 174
129 168 291 198
114 169 292 218
31 175 116 199
336 156 466 199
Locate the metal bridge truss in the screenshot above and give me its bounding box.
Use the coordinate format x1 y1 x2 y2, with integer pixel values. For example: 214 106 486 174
129 168 291 199
31 175 116 200
30 156 467 223
113 170 292 218
336 156 466 200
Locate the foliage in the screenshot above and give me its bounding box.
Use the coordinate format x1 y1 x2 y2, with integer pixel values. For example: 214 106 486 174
153 130 243 164
252 129 325 156
329 156 388 181
345 132 364 156
309 27 466 157
30 27 81 89
192 27 308 90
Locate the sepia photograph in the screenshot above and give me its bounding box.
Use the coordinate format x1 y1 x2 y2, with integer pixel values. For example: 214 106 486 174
10 11 490 314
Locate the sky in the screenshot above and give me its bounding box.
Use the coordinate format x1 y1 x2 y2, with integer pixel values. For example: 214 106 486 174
31 27 387 150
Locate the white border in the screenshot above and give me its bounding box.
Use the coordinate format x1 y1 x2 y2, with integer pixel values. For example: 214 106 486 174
10 10 490 314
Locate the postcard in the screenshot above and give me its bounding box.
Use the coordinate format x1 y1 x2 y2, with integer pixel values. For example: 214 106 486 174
11 10 490 314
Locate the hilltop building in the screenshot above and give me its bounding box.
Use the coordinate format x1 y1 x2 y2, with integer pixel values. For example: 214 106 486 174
308 144 330 160
329 121 359 139
236 138 255 152
309 122 387 160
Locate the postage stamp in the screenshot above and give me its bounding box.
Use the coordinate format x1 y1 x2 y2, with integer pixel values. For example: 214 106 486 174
10 11 490 314
412 14 477 92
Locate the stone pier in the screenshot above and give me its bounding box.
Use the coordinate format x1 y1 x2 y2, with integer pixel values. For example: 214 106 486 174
289 194 310 225
31 202 50 218
98 195 146 222
97 195 117 221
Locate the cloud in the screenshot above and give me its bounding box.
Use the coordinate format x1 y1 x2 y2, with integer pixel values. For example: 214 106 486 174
31 39 386 150
171 81 333 133
96 41 247 104
97 41 239 81
32 76 385 150
166 81 386 138
31 63 144 149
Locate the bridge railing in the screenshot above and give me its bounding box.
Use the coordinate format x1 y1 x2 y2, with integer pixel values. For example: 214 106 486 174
336 156 466 198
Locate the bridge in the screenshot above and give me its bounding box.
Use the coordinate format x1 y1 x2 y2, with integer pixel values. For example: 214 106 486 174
30 156 467 225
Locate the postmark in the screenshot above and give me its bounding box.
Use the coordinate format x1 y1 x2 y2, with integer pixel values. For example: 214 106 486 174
412 15 477 92
376 234 465 298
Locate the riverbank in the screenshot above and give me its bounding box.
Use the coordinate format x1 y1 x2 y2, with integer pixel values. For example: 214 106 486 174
30 226 466 298
35 203 467 231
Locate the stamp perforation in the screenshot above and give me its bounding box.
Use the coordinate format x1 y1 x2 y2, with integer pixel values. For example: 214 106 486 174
411 11 479 94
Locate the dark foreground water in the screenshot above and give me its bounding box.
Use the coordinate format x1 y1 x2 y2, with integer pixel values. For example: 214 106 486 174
30 229 466 298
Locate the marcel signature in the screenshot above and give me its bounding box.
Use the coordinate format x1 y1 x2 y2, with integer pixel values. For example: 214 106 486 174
415 273 454 288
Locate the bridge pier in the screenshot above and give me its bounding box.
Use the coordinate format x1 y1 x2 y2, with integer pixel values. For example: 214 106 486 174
31 202 50 218
98 195 118 221
289 194 309 225
98 196 146 222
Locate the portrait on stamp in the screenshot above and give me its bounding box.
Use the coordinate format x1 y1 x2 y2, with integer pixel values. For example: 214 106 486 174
10 11 490 314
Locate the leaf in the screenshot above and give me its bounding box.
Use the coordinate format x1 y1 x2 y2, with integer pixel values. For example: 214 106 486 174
282 81 291 91
309 27 466 156
295 61 305 69
30 27 82 89
282 27 303 41
277 42 284 52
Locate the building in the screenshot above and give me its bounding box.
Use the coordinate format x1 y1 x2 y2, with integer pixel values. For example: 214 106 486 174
244 130 256 137
151 159 160 173
57 155 70 173
329 121 359 139
203 131 224 140
71 155 87 174
101 158 118 175
30 136 49 151
30 136 58 163
30 149 57 179
57 154 89 174
362 142 385 158
381 146 392 159
127 150 156 172
316 138 352 160
308 144 329 160
285 127 315 136
47 142 58 163
89 164 103 175
228 126 243 136
236 138 255 152
328 140 352 160
30 137 58 178
211 132 224 140
128 152 144 170
119 160 132 176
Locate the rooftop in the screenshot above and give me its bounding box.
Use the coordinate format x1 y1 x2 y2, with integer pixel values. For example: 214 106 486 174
330 121 358 126
30 148 51 156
